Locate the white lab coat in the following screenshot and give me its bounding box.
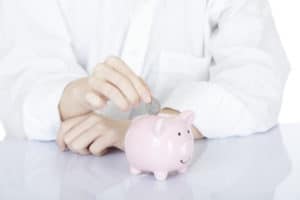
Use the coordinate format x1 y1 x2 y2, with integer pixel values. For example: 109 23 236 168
0 0 289 140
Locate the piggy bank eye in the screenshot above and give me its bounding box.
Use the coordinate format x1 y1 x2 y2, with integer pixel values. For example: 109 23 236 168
187 130 190 134
178 132 181 136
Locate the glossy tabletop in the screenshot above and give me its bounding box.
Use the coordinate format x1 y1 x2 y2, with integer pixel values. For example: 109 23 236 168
0 124 299 200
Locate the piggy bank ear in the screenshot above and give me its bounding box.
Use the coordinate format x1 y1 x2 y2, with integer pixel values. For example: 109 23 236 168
153 118 165 137
179 111 195 125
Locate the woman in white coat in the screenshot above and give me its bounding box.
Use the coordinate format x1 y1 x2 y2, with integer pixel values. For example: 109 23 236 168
0 0 289 155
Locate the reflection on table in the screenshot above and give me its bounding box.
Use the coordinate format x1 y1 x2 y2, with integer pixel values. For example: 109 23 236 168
0 124 299 200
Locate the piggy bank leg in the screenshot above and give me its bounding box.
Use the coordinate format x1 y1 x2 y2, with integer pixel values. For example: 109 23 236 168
130 166 142 175
178 167 187 174
154 172 168 181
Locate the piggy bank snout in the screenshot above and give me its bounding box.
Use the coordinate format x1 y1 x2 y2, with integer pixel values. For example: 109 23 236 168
178 140 194 163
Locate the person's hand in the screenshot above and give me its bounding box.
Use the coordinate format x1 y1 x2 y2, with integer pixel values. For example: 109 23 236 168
59 56 152 120
56 112 130 156
59 77 102 121
160 107 204 140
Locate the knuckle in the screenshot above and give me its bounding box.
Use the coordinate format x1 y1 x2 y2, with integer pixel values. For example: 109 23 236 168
116 76 127 87
112 93 125 107
71 142 84 152
110 93 118 101
70 144 80 151
105 56 120 65
89 145 98 155
64 137 71 146
109 87 119 98
101 83 111 95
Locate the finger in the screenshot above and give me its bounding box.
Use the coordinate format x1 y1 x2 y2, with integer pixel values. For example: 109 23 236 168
56 115 88 151
105 56 152 103
64 114 100 146
89 135 113 156
71 148 90 155
88 77 130 111
94 66 140 106
69 124 103 152
85 92 107 109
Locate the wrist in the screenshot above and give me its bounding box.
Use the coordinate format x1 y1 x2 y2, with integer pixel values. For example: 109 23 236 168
59 78 90 121
113 119 132 151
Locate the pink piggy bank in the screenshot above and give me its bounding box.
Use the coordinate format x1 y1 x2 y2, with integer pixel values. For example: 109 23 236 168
124 111 195 180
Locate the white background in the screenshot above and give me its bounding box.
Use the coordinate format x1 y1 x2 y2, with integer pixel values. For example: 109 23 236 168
0 0 299 140
270 0 300 123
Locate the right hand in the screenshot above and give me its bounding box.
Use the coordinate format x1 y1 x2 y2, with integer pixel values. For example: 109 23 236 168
59 56 152 120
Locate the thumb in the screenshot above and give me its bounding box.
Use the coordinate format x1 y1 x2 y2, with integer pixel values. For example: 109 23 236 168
85 91 107 110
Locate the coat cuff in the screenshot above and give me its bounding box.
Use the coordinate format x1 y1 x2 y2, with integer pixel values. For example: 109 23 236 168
161 81 257 138
23 75 85 141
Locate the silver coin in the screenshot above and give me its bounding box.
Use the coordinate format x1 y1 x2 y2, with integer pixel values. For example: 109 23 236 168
146 97 161 115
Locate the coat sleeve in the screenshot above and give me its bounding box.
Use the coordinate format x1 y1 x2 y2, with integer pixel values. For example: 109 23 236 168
0 0 87 140
162 0 290 138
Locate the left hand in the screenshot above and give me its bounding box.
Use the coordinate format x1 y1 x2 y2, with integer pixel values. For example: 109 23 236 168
56 112 130 156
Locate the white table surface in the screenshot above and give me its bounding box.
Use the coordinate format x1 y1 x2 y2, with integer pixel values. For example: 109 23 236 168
0 124 299 200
